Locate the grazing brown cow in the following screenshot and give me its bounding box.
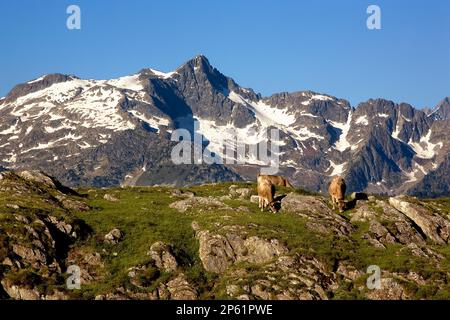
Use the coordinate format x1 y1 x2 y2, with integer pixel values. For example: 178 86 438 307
257 175 279 213
328 176 346 213
257 174 294 188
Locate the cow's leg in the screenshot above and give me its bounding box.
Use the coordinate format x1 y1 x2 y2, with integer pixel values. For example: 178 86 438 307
263 199 268 211
331 196 336 210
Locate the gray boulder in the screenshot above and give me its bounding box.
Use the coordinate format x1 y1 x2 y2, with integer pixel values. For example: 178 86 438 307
104 228 124 244
148 241 178 272
389 196 450 244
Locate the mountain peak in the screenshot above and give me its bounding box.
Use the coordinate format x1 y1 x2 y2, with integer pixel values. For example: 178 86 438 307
429 97 450 120
192 54 209 63
183 54 212 71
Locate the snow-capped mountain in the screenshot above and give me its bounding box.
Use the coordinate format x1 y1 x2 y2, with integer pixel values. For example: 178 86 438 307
0 55 448 196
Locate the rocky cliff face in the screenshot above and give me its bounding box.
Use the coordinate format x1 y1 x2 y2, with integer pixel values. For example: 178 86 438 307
0 55 448 196
0 172 449 300
0 170 91 299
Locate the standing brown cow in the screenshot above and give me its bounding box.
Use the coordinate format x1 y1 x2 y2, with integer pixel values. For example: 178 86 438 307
257 175 279 213
328 176 346 213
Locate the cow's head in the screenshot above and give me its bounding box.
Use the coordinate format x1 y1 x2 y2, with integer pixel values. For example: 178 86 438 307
269 201 281 213
338 200 346 213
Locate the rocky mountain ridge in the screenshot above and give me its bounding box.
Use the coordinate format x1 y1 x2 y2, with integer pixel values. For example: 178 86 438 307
0 55 448 197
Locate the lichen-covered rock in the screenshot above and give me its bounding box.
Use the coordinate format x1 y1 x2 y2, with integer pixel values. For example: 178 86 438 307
0 171 92 300
351 200 426 246
281 193 353 237
148 242 178 272
104 228 124 244
17 170 57 189
103 194 119 202
54 194 91 212
66 249 104 285
250 195 260 204
194 222 288 274
0 278 41 300
222 254 338 300
239 236 288 264
166 274 197 300
196 229 235 273
229 185 252 199
389 196 450 244
169 196 230 213
365 278 408 300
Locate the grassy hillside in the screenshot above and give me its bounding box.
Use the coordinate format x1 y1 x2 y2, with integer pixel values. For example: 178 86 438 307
1 172 449 300
71 183 450 299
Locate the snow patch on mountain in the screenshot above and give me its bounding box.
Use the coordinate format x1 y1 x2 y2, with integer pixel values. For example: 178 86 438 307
299 112 319 118
0 121 21 135
253 100 296 126
194 117 282 165
351 138 364 151
128 110 170 132
227 91 324 154
78 141 92 149
45 121 77 133
289 126 324 142
227 91 296 127
301 94 334 106
328 160 347 176
64 86 135 131
403 162 429 183
106 74 144 91
311 94 333 101
27 76 46 84
2 153 17 164
401 115 412 122
228 91 248 105
355 115 369 125
408 130 443 159
330 112 353 152
24 132 82 152
12 78 83 107
149 69 177 79
5 75 156 132
392 120 403 142
196 118 261 147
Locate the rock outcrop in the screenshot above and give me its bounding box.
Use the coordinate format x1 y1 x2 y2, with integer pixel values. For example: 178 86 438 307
169 196 230 213
104 228 124 245
389 196 450 244
148 242 178 272
0 171 91 300
281 193 353 237
194 223 289 273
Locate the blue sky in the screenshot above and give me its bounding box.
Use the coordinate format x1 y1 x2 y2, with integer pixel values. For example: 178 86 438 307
0 0 449 108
